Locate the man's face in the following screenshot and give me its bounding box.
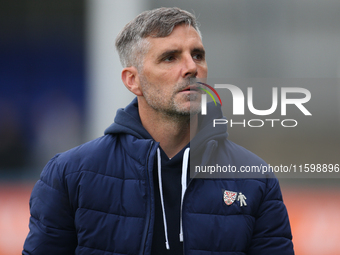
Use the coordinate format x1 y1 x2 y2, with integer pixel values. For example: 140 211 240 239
138 24 208 117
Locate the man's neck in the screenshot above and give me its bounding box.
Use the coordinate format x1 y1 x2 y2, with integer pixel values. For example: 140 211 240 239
139 103 198 159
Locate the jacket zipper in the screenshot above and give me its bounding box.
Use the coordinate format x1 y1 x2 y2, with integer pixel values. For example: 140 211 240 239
182 141 217 254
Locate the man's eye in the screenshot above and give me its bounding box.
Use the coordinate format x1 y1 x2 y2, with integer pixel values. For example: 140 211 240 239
163 55 175 62
193 54 203 61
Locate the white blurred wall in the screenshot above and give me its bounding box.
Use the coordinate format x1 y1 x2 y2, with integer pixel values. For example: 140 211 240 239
85 0 148 140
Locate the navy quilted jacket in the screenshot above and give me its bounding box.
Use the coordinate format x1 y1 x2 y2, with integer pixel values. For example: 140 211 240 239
23 98 294 254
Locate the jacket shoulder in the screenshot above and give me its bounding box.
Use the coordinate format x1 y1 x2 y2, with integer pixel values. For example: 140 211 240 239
225 139 267 164
48 135 116 175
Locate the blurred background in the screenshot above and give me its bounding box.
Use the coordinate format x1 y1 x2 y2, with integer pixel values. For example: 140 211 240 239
0 0 339 254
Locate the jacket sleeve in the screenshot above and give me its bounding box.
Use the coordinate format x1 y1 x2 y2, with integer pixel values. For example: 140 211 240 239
23 155 77 255
248 178 294 255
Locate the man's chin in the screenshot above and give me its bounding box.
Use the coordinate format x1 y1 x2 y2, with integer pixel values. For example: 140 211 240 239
175 103 201 116
189 102 202 114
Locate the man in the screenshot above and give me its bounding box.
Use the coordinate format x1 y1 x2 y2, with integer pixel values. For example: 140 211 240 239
23 7 294 255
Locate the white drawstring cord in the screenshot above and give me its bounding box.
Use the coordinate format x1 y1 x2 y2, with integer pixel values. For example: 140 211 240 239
179 147 190 242
157 148 170 250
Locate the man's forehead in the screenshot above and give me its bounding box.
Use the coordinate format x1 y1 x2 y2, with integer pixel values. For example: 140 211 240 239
145 25 204 52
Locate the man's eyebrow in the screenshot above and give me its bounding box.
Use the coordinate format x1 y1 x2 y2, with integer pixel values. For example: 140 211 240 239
157 47 205 61
157 50 181 60
192 48 205 55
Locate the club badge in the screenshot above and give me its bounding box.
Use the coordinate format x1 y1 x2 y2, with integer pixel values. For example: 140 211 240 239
223 190 238 205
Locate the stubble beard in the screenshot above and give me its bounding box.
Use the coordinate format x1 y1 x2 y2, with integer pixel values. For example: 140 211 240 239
139 75 202 120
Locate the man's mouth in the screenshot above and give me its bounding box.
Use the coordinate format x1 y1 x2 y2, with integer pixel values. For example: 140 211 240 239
180 85 200 92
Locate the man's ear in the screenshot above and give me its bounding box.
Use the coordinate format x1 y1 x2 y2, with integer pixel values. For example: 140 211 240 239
121 66 143 96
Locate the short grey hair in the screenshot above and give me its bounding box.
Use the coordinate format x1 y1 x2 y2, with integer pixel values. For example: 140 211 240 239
115 7 201 69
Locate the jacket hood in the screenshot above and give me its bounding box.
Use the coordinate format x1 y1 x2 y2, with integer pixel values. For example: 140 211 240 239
192 100 229 152
104 97 228 146
104 98 152 140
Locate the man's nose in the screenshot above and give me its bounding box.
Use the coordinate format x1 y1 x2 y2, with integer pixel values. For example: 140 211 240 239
182 55 197 78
